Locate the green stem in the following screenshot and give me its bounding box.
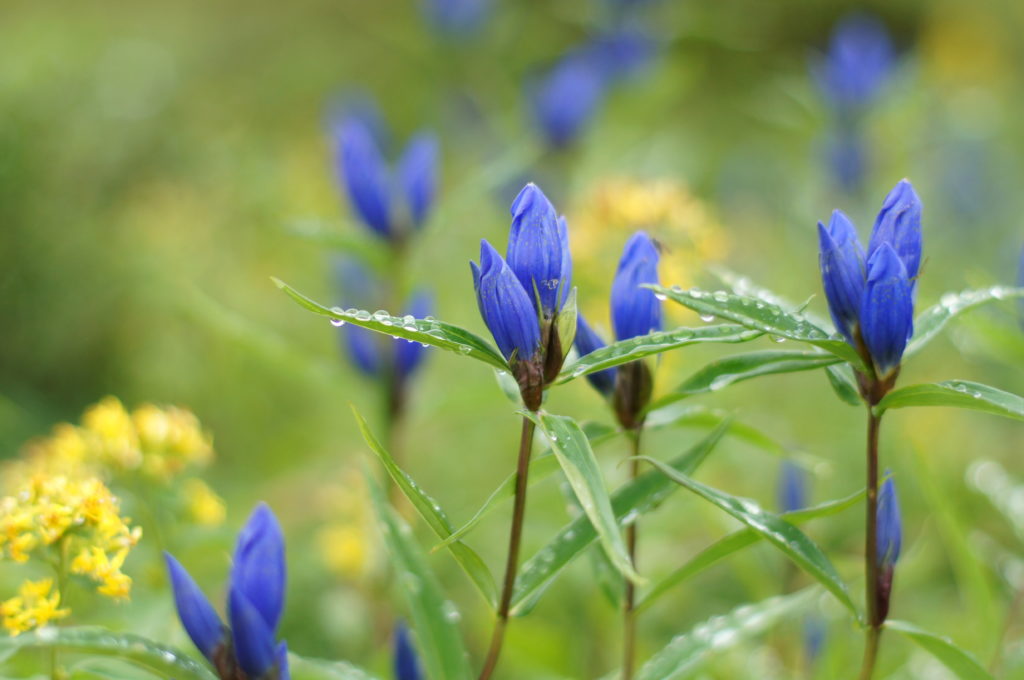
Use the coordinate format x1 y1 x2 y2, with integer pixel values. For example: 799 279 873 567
858 409 883 680
478 415 536 680
622 428 642 680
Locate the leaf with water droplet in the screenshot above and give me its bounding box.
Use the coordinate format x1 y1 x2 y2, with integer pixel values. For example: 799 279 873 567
875 380 1024 420
906 286 1024 358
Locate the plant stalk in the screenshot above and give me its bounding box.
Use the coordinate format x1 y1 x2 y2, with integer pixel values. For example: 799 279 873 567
858 408 883 680
622 428 643 680
478 415 536 680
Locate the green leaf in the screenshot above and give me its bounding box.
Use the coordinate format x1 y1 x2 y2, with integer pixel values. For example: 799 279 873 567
365 472 473 680
637 488 864 612
649 350 841 407
557 325 762 383
886 620 994 679
636 456 860 620
526 412 642 584
0 627 217 680
906 286 1024 358
649 284 867 371
510 420 730 613
825 364 862 406
273 278 508 370
352 407 498 606
433 423 617 551
875 381 1024 421
290 654 382 680
631 589 818 680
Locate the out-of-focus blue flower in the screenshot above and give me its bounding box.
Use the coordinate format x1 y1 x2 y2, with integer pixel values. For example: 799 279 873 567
778 461 807 513
531 54 606 149
507 184 573 318
471 240 542 363
818 180 921 377
573 314 617 396
876 474 902 569
583 28 655 83
421 0 491 36
825 130 867 194
332 104 440 241
611 232 662 341
166 503 289 680
815 13 894 112
393 621 422 680
803 616 826 665
395 291 432 380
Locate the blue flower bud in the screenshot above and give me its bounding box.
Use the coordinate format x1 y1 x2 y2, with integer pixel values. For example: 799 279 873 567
876 475 902 568
231 503 286 634
228 587 279 678
422 0 491 36
531 54 606 149
868 179 922 289
860 244 913 377
611 232 662 341
506 184 572 318
395 291 433 381
397 133 439 230
343 327 383 377
394 621 423 680
815 13 893 111
335 115 393 239
778 461 807 513
573 314 617 396
818 209 866 343
164 553 224 662
471 240 542 362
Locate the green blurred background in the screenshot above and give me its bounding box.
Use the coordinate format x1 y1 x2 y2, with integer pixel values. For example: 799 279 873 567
2 0 1023 677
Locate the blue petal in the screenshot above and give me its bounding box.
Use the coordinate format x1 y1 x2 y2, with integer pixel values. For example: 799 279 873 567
611 232 662 341
397 133 439 229
876 474 902 568
860 244 913 376
507 183 568 317
277 641 291 680
556 215 573 309
335 116 393 238
164 553 224 662
342 326 383 377
817 210 865 343
395 290 433 381
471 240 541 362
228 587 279 678
393 621 423 680
814 12 894 110
531 54 606 149
777 461 807 514
231 503 286 633
573 314 616 396
868 179 922 287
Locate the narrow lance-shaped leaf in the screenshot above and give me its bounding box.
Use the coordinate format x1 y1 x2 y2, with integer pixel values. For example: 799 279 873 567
638 487 864 612
905 286 1024 358
273 278 508 370
352 407 498 606
636 456 860 620
875 381 1024 421
0 627 218 680
826 363 862 406
629 589 818 680
510 420 731 613
886 620 994 680
649 284 867 371
557 325 762 383
526 411 643 584
365 471 473 680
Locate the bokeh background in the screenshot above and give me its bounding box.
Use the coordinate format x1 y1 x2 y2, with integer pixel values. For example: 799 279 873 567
2 0 1023 678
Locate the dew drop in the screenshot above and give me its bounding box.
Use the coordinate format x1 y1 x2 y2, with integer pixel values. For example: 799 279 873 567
330 318 345 327
699 313 716 323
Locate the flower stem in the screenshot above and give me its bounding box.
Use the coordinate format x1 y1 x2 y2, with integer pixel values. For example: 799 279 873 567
478 415 536 680
858 408 883 680
622 428 643 680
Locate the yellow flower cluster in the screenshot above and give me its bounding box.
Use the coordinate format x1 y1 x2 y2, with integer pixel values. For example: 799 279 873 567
0 473 141 632
315 469 374 581
0 579 69 635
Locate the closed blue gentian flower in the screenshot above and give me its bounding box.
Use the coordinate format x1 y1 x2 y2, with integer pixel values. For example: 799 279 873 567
507 183 573 318
166 503 288 680
611 232 662 341
815 13 894 113
393 621 422 680
333 106 439 242
573 314 616 396
778 461 807 513
818 180 921 377
471 240 542 363
395 291 433 381
422 0 491 36
876 474 901 569
531 53 606 149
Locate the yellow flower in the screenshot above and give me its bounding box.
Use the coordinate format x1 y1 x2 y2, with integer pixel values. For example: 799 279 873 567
182 478 226 526
83 397 142 471
0 579 69 636
317 524 370 580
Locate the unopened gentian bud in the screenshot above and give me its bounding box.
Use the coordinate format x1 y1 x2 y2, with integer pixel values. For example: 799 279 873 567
875 474 902 622
861 244 913 378
778 461 807 513
867 180 922 292
394 621 422 680
815 13 894 112
396 133 439 231
818 209 865 344
395 291 433 382
165 553 224 662
531 54 606 149
573 314 616 397
471 240 542 365
336 115 393 239
507 184 572 319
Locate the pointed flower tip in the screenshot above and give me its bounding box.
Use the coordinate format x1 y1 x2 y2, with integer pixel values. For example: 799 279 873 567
164 552 223 662
232 503 286 634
